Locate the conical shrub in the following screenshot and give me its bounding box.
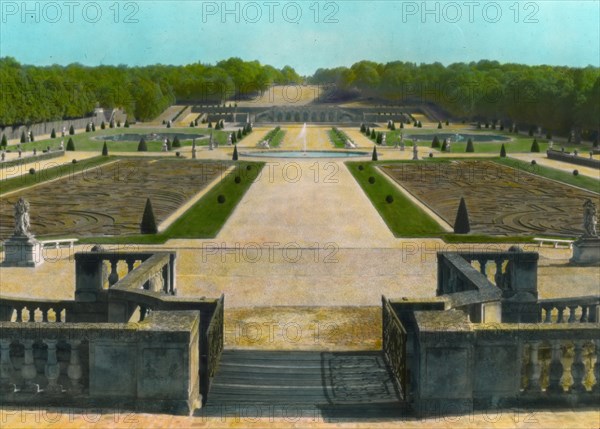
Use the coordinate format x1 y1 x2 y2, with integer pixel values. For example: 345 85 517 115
454 197 470 234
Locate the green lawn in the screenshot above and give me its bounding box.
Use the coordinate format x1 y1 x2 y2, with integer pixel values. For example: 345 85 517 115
0 156 115 195
9 127 231 153
346 161 445 237
382 128 594 154
494 158 600 194
263 127 285 148
79 161 264 244
329 128 351 148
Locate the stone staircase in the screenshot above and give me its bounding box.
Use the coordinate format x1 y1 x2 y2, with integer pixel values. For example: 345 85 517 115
201 349 406 420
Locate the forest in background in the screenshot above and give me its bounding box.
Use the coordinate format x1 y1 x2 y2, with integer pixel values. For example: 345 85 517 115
1 57 598 138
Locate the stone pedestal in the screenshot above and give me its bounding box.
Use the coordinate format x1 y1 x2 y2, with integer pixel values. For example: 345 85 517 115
570 238 600 265
2 235 43 267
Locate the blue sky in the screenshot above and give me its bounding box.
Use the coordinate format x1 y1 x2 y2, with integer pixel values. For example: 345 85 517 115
1 1 598 74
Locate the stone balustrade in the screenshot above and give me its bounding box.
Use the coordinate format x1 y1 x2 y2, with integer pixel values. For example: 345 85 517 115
0 296 73 323
0 311 201 414
539 296 599 324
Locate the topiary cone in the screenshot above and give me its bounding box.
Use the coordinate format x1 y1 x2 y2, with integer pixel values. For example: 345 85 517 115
372 146 378 161
140 198 158 234
500 144 507 157
102 141 108 156
454 197 471 234
232 144 238 161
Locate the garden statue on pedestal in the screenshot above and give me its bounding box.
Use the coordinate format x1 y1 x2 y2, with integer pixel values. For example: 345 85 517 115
1 197 43 267
571 199 600 265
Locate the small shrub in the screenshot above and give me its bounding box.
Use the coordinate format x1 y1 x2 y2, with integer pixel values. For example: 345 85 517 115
437 121 442 129
0 134 6 147
368 176 375 184
531 139 540 152
124 119 130 128
29 168 35 175
372 146 378 161
92 123 96 131
172 136 181 148
386 195 394 203
573 170 579 176
72 159 77 164
246 165 252 171
432 136 440 148
66 138 75 151
50 129 56 138
101 121 105 129
140 198 158 234
234 176 241 184
69 125 75 135
217 195 226 204
20 131 26 143
232 145 238 161
531 160 537 165
429 152 433 158
102 142 108 156
137 138 148 152
454 197 470 234
465 138 474 153
176 151 180 157
500 144 507 158
358 165 364 171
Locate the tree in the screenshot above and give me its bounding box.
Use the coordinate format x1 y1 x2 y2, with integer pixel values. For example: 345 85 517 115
110 120 115 128
237 129 243 139
400 122 404 129
370 129 376 139
208 121 213 128
20 131 26 143
29 130 34 141
377 132 383 144
445 120 449 126
531 139 540 152
360 123 366 133
102 141 108 156
391 122 396 130
124 119 130 128
140 198 158 234
86 123 91 132
453 197 470 234
231 132 237 144
172 136 181 148
69 125 75 135
438 121 442 129
50 129 56 138
66 138 75 151
417 121 422 128
466 138 474 152
1 134 7 147
372 146 378 161
500 144 507 157
91 123 96 131
441 140 448 152
432 136 440 148
101 121 105 129
166 139 172 151
232 144 238 161
138 138 148 151
117 120 121 127
190 121 195 127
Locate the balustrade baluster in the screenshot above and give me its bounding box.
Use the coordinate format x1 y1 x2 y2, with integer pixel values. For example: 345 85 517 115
108 259 119 286
543 305 553 323
579 305 589 323
41 307 49 323
593 340 600 394
494 259 504 286
55 308 62 323
477 258 487 276
547 340 564 393
15 307 23 323
21 340 38 392
568 306 578 323
570 341 587 393
126 258 135 272
0 339 15 391
67 340 82 394
525 341 542 392
140 306 147 321
162 264 169 294
43 339 61 393
27 307 36 322
555 306 565 323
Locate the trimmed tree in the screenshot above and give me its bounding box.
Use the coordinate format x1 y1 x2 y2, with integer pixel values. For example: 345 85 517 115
140 198 158 234
376 132 383 145
360 123 366 133
208 121 213 128
138 138 148 151
454 197 471 234
91 123 96 131
50 128 56 138
500 144 507 157
417 121 422 128
370 129 376 140
432 136 440 148
232 144 238 161
102 141 108 156
20 131 26 143
466 138 474 153
66 138 75 151
124 119 130 128
400 122 404 129
172 136 181 148
441 140 448 152
237 129 243 139
531 139 540 152
231 132 237 144
69 125 75 135
372 146 378 161
166 139 172 151
101 121 106 129
1 134 6 148
110 120 115 128
86 123 91 132
29 130 34 141
437 121 442 129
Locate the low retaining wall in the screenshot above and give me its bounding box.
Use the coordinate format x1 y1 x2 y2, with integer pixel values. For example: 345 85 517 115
547 150 600 169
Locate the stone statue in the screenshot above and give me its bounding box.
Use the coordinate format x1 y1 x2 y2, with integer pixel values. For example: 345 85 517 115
583 199 598 238
412 140 419 160
14 197 31 237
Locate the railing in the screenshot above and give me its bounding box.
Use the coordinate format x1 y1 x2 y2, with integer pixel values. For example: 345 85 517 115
0 311 201 414
539 296 600 324
382 296 408 401
456 249 539 299
203 294 224 403
0 296 74 322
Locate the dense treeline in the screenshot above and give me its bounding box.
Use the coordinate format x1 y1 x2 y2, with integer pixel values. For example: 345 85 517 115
0 57 302 126
310 60 600 137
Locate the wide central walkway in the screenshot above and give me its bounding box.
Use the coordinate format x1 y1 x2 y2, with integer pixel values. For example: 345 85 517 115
217 158 395 247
